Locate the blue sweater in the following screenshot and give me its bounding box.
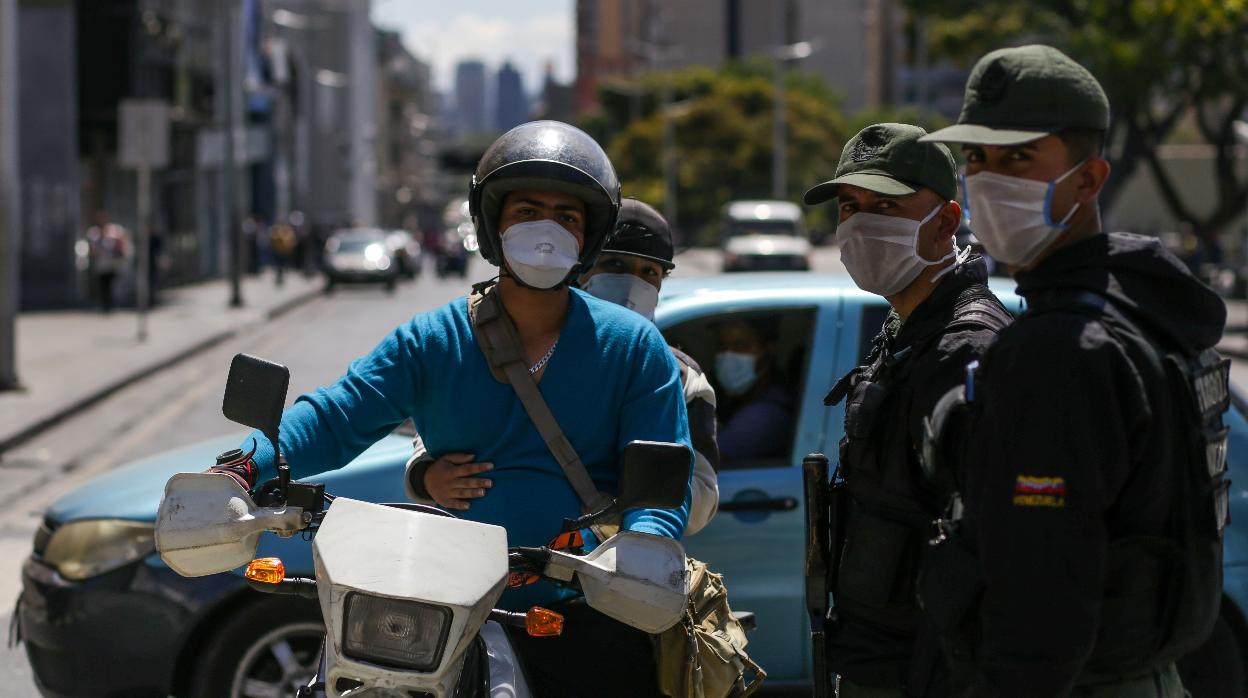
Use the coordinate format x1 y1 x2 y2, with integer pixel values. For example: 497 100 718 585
245 288 692 609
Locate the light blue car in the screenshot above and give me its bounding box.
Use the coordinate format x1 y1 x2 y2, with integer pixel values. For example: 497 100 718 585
17 272 1248 697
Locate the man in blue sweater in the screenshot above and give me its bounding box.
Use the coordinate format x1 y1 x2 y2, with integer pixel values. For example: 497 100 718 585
213 121 693 697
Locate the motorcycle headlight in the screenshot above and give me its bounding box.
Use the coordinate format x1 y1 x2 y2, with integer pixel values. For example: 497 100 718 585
342 593 451 672
41 520 155 581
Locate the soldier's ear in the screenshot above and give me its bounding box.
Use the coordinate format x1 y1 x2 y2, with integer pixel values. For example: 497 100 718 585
936 200 962 240
1075 159 1111 204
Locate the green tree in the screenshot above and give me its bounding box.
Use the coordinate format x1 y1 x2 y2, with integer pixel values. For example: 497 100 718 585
584 61 945 244
907 0 1248 239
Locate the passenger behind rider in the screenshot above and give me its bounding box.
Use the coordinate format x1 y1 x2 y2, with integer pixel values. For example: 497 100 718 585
714 316 795 465
578 198 720 534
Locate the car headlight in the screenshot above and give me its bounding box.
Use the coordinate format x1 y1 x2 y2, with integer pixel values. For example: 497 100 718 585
41 520 155 581
343 593 451 671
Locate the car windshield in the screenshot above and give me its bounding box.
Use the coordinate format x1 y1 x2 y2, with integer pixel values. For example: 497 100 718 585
334 238 381 253
727 220 800 237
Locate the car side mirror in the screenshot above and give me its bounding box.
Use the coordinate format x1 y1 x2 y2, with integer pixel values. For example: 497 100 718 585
617 440 690 511
222 353 289 454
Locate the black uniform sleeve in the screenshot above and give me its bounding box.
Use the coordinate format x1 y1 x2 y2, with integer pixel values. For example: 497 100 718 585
966 316 1149 697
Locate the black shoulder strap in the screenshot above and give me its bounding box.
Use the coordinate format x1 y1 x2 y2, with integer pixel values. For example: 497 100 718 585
469 281 614 517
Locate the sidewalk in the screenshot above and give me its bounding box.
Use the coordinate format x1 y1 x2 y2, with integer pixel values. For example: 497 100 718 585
0 271 322 456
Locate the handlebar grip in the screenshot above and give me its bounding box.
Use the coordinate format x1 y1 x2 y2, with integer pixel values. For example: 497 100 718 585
247 576 318 599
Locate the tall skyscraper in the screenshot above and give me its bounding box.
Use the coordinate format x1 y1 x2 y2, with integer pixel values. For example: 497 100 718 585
495 60 529 132
454 59 489 135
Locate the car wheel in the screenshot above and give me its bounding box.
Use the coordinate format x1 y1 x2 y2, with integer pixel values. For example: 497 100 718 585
323 279 335 295
1177 614 1245 698
190 597 324 698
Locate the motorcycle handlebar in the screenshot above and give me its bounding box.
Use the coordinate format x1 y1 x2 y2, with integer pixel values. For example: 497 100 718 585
248 576 318 599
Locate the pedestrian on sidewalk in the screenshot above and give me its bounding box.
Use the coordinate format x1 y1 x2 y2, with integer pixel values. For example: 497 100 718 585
269 220 296 287
84 210 132 314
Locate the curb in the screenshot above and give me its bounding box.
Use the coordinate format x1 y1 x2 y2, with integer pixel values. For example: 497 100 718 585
0 286 321 457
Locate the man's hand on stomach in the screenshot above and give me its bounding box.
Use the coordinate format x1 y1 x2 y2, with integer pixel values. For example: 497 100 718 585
424 453 494 510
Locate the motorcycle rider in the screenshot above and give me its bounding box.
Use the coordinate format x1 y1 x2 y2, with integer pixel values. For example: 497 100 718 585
806 123 1011 697
918 45 1229 696
212 120 693 698
406 198 721 535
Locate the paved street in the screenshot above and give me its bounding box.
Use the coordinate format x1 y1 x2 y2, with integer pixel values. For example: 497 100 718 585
2 247 1248 695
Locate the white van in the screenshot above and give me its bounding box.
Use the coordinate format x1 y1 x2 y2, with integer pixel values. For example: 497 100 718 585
720 200 812 272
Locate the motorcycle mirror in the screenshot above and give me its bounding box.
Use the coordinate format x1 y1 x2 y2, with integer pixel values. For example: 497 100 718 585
616 441 691 512
155 473 304 577
222 354 289 453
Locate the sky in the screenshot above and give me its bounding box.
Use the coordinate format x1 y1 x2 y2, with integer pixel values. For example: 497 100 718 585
371 0 575 96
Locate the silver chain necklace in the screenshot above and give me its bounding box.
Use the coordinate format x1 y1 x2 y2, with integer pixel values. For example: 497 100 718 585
529 339 558 375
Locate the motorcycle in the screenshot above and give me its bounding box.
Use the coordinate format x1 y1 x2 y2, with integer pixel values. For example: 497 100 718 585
155 354 691 697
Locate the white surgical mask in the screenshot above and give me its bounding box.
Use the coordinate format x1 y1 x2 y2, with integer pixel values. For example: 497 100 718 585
581 272 660 321
500 219 581 289
963 160 1085 268
837 204 955 297
716 351 757 396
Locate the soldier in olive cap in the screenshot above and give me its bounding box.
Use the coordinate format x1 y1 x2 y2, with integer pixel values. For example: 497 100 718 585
806 123 1011 697
918 45 1230 697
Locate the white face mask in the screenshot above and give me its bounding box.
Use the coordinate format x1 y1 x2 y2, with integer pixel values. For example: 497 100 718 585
716 351 757 396
837 204 955 297
963 160 1085 268
581 272 660 321
500 219 581 289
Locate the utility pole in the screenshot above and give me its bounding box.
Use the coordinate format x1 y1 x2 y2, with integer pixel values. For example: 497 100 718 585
221 0 243 307
772 1 816 202
649 0 678 239
0 0 21 390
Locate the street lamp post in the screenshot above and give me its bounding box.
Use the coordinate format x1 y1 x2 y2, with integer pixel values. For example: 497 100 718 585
772 34 814 201
0 0 21 390
221 0 243 308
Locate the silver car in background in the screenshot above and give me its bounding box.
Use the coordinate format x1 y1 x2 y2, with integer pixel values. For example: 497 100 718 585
323 228 400 293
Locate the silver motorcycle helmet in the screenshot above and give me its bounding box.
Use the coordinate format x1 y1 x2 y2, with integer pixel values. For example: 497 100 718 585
469 120 621 286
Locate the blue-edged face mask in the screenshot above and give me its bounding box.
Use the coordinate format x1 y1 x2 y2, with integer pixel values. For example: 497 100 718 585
962 159 1086 268
715 351 758 396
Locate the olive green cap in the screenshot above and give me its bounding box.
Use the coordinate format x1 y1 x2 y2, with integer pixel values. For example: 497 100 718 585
922 45 1110 146
803 123 957 205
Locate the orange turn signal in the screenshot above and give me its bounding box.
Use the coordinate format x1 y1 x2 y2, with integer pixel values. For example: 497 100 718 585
525 606 564 637
244 557 286 585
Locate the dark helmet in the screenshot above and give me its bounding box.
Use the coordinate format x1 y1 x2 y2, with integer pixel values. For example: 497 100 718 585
605 198 675 271
469 120 621 281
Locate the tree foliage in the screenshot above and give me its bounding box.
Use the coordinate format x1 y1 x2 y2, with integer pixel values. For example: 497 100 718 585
582 61 946 244
906 0 1248 238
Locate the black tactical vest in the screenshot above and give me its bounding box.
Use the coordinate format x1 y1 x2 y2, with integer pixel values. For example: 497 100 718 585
825 284 1012 633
